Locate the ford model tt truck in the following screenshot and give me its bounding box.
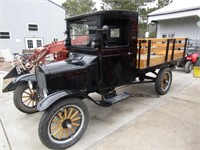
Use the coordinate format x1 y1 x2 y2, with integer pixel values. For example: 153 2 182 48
26 10 187 149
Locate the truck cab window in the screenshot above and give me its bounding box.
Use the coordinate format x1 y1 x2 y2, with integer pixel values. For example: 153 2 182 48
110 28 120 38
103 19 129 48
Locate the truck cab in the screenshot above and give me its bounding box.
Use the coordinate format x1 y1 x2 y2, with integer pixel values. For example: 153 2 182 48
36 10 138 99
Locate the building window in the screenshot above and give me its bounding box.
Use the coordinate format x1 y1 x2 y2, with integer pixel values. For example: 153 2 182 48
162 34 167 38
168 33 175 38
27 40 33 48
28 24 38 31
0 32 10 39
36 40 42 47
162 33 175 38
25 38 43 49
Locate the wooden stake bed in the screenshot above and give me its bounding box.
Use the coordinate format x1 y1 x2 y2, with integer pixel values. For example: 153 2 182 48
137 38 187 69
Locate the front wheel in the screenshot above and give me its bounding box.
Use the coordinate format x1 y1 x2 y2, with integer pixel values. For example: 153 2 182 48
38 98 89 149
155 67 172 95
185 61 193 73
13 82 39 114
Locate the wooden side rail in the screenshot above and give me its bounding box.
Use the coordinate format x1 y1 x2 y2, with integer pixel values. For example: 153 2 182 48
136 38 188 69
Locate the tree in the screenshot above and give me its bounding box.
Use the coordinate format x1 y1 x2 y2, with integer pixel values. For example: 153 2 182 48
62 0 97 17
157 0 173 9
100 0 173 37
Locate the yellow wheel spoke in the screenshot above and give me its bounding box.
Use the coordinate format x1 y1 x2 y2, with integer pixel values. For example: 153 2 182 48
70 111 79 119
59 128 64 139
24 91 31 95
51 125 60 130
32 99 34 106
53 127 62 137
65 128 69 138
23 98 31 103
70 127 75 134
57 112 64 120
52 119 62 124
27 99 32 106
22 96 30 98
72 123 80 127
67 108 74 118
71 117 81 122
64 108 68 118
28 88 33 94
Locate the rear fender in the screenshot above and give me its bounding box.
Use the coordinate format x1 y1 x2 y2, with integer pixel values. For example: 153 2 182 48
191 54 199 63
37 90 91 111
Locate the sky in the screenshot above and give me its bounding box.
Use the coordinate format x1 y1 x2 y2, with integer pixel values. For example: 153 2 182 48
51 0 199 11
51 0 102 10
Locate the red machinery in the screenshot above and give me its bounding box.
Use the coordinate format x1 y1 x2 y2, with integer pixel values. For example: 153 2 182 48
4 40 68 79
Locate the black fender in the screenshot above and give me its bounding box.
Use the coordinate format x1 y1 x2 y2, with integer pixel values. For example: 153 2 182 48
2 73 36 93
37 90 93 111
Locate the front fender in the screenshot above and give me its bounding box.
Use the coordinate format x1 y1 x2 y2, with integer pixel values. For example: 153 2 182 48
2 73 36 93
37 90 90 111
13 73 36 84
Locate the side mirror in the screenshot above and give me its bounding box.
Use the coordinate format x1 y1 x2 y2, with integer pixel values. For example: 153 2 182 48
102 25 109 34
98 25 109 34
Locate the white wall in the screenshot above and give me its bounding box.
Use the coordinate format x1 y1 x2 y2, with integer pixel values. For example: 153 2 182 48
0 0 66 54
157 16 200 39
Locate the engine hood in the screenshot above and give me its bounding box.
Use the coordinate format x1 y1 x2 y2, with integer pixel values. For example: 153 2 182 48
38 54 98 75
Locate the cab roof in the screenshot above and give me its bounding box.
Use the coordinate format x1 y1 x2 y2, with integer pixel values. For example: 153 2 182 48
66 10 138 21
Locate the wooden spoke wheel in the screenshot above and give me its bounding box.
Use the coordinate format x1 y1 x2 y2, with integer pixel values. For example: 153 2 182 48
13 82 39 113
38 98 89 149
155 67 172 95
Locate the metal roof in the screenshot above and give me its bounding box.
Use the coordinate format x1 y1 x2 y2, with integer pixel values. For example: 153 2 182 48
148 0 200 23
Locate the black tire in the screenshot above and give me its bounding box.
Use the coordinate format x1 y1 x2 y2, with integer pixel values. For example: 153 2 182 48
194 57 200 66
184 61 193 73
155 67 172 95
13 82 39 114
38 98 89 149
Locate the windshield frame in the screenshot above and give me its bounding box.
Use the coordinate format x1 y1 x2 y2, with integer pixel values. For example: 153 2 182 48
67 15 99 51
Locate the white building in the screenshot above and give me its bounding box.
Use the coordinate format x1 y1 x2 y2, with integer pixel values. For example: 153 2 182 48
147 0 200 39
0 0 66 54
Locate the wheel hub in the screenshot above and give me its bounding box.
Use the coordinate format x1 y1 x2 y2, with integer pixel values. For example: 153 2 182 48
30 92 36 100
62 119 72 129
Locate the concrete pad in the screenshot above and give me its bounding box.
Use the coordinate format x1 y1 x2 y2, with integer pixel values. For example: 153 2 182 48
86 80 200 150
0 119 10 150
0 69 199 150
0 89 154 150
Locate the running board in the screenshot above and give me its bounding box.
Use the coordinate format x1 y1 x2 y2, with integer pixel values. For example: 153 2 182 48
104 92 131 104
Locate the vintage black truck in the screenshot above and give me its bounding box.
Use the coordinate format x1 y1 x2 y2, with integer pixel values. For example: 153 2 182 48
27 10 187 149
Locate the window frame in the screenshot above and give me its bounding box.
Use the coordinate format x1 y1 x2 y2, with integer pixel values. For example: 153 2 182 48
0 31 10 39
28 23 38 31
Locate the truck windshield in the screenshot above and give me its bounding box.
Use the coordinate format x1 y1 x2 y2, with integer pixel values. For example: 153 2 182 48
69 19 97 47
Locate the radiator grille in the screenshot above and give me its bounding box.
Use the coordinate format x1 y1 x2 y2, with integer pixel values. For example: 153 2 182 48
36 68 46 98
67 72 87 89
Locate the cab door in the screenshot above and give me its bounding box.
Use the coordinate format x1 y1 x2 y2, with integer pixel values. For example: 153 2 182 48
99 17 137 90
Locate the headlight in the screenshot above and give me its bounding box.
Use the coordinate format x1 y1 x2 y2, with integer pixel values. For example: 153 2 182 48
28 80 33 90
42 87 48 98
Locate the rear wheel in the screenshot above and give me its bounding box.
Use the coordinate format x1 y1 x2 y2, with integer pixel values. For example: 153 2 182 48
38 98 89 149
185 61 193 73
13 82 39 114
194 57 200 66
155 67 172 95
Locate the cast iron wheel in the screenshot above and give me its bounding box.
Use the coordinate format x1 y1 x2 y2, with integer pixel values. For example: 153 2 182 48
185 61 193 73
13 82 39 114
38 98 89 149
155 67 172 95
